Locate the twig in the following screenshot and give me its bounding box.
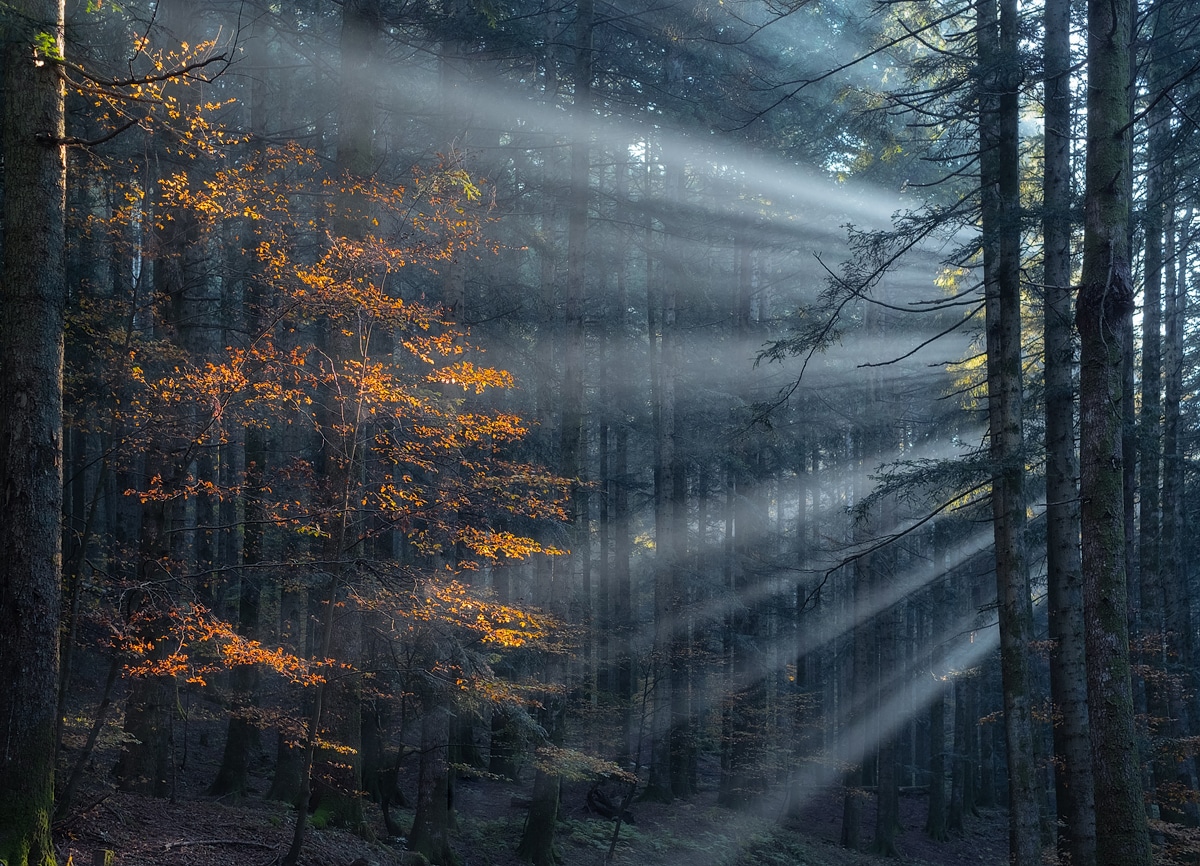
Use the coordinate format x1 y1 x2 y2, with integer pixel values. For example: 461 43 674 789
164 839 278 851
52 793 111 833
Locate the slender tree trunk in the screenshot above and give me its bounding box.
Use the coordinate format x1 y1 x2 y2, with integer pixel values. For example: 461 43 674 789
839 608 864 849
281 585 339 866
950 578 980 832
612 160 635 764
1163 212 1197 818
520 4 592 854
979 0 1040 860
872 594 901 856
1077 0 1152 858
840 433 873 850
1139 2 1178 819
1042 0 1097 857
925 533 949 841
285 4 382 856
948 673 971 832
115 504 177 798
210 14 272 795
267 578 308 804
646 143 672 802
665 161 694 800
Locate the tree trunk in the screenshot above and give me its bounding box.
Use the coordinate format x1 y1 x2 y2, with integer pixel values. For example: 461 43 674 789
1139 0 1178 820
978 0 1040 860
949 665 976 831
114 522 176 798
0 3 66 862
267 578 309 804
409 707 458 866
925 533 949 841
840 438 873 850
517 768 561 866
209 8 273 800
1077 0 1152 858
647 144 673 803
871 596 901 857
1163 212 1196 818
1042 0 1097 856
209 422 265 798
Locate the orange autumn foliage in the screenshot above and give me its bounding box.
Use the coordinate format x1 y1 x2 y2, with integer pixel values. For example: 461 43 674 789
119 605 328 688
70 138 569 567
61 79 572 752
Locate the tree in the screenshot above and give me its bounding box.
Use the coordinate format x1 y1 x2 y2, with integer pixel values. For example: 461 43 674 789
924 531 950 841
0 2 66 865
1042 0 1096 856
517 1 592 859
978 0 1041 861
1077 0 1153 858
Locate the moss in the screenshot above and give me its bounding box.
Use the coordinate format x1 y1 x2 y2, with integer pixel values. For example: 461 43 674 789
560 817 649 853
310 804 335 830
0 787 55 866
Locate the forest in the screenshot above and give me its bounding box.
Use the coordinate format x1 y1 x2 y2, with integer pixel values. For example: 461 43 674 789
0 0 1194 864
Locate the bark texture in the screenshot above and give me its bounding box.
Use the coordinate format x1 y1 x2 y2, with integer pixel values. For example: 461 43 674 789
1077 0 1152 859
409 707 458 866
1043 0 1096 856
978 0 1040 861
0 3 66 864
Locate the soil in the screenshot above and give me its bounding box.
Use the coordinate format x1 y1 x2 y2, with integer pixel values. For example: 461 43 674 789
53 697 1010 866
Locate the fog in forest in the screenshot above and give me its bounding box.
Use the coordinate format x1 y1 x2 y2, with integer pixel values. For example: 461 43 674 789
1 0 1190 864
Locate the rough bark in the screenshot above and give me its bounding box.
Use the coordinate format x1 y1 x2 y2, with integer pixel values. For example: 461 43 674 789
647 148 673 802
409 707 458 866
871 596 901 856
209 9 272 800
1139 0 1178 820
1077 0 1152 858
517 768 561 866
979 0 1040 859
1163 213 1196 814
1042 0 1097 857
840 436 874 851
0 3 66 863
925 536 949 841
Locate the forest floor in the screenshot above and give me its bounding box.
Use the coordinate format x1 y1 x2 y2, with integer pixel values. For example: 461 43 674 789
53 701 1009 866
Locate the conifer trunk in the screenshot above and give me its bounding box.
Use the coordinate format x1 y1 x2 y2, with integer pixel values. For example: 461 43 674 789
409 706 458 866
0 2 66 863
1139 0 1178 820
1163 213 1196 812
979 0 1040 859
1077 0 1152 858
210 10 272 798
925 535 949 841
1042 0 1096 856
